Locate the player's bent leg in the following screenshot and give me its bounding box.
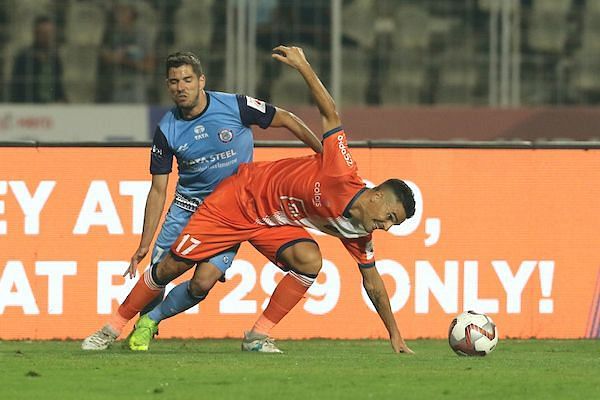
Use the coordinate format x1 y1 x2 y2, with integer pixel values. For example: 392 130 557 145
82 253 194 351
260 240 321 329
128 266 220 351
143 247 238 328
120 265 168 349
145 247 237 325
278 239 323 276
138 289 165 319
146 280 205 324
118 254 192 329
137 245 169 317
138 205 193 317
124 247 168 347
188 260 228 298
243 239 322 353
138 245 169 317
128 253 235 351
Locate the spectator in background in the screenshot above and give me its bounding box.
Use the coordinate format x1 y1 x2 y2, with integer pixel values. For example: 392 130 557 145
10 16 67 103
96 1 155 103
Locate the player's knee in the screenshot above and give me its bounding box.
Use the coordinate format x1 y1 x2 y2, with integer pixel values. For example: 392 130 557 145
154 261 175 285
188 267 221 297
188 278 212 298
289 242 322 275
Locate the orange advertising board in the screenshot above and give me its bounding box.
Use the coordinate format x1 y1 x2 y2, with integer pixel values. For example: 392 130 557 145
1 147 599 340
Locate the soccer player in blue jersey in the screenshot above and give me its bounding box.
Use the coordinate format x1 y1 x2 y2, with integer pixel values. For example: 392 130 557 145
81 51 322 350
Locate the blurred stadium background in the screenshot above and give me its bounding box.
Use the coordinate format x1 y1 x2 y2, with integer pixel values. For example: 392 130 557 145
3 0 600 143
1 0 599 109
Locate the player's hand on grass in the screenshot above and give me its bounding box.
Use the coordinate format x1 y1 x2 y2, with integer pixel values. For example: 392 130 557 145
397 341 415 355
391 334 415 355
124 246 149 278
272 45 309 70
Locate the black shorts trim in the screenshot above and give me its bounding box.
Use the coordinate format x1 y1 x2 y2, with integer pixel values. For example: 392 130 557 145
169 250 197 264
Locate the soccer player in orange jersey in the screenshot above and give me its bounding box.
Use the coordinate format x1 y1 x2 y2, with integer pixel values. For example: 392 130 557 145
128 46 415 354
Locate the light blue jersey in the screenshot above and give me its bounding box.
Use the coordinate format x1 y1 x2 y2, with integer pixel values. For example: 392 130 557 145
148 91 276 269
152 91 274 200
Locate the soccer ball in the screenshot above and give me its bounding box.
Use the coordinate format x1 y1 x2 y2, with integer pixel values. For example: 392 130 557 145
448 311 498 356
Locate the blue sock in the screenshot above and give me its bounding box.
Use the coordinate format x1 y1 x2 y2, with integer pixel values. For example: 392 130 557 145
147 280 205 323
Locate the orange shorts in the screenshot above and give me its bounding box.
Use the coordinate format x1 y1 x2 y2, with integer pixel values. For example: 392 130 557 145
170 181 315 271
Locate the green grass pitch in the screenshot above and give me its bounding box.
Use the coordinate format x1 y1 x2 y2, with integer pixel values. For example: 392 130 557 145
1 339 598 400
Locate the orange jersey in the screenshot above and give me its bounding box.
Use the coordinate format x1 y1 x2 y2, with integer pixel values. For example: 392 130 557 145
206 126 375 266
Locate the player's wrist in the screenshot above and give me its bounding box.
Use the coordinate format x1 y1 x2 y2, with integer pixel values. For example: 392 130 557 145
296 61 312 73
389 328 401 339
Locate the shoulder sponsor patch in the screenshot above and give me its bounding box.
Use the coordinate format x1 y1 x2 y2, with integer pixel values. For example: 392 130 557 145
246 96 266 113
151 144 163 158
337 133 354 166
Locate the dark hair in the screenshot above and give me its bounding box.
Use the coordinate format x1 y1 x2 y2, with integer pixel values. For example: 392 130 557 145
377 179 416 219
165 52 203 78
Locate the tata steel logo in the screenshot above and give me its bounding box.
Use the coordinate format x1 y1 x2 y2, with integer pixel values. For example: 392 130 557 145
337 134 353 166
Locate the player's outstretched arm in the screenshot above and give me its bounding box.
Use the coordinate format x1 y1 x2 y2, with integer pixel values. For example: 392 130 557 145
360 266 415 354
124 173 169 278
272 45 341 134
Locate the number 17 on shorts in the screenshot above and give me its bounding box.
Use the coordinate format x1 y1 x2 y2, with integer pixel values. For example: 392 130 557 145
175 234 201 256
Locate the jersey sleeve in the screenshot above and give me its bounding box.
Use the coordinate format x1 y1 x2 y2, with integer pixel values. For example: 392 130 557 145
340 235 376 268
321 127 359 177
149 126 174 174
236 94 276 128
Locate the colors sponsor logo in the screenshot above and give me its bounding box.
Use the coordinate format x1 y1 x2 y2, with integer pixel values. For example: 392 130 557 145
313 181 322 207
